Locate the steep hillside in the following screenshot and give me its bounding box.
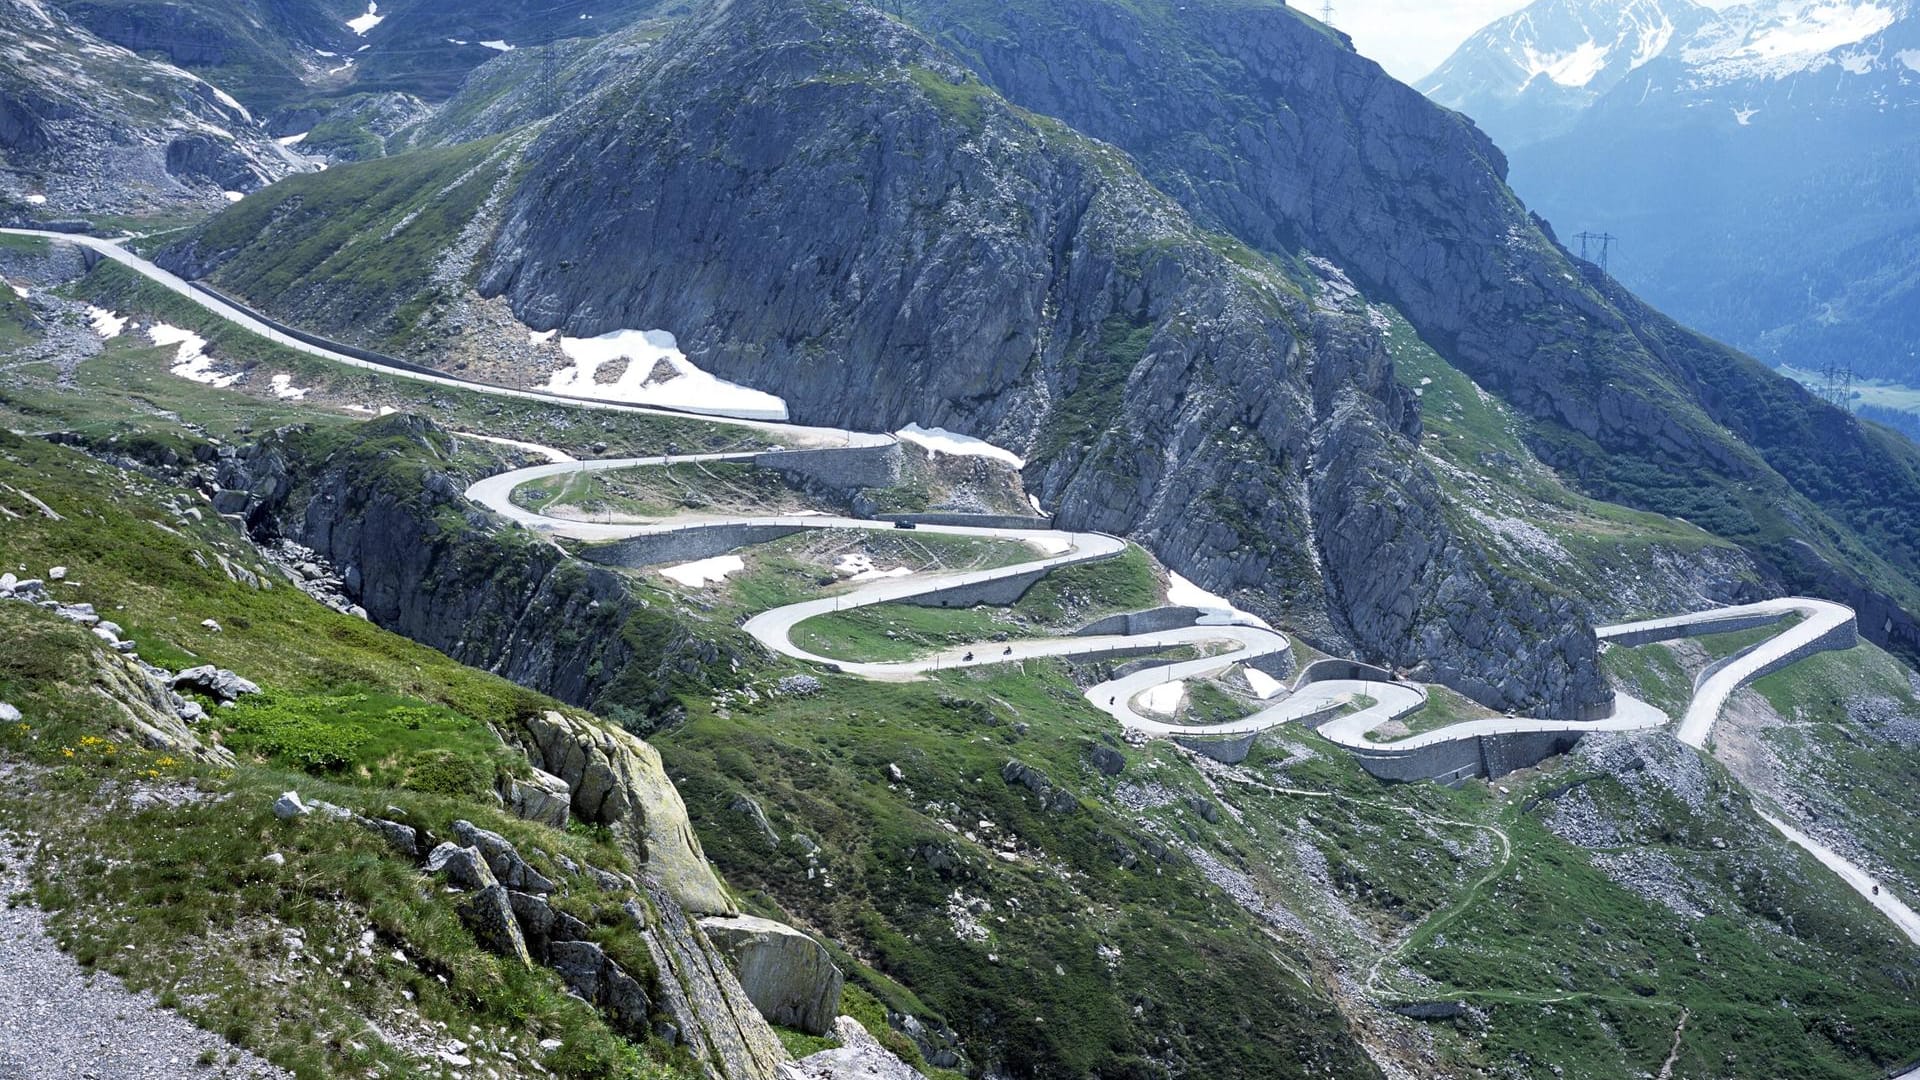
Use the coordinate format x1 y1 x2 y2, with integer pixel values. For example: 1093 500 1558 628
0 0 310 215
49 0 695 115
887 0 1920 668
161 0 1643 722
1428 0 1920 387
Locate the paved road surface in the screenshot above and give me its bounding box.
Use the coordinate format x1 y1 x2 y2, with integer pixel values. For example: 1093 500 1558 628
19 225 1907 970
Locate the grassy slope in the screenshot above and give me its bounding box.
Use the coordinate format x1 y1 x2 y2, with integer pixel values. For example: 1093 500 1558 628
789 545 1160 661
0 433 693 1080
0 260 751 459
181 135 517 350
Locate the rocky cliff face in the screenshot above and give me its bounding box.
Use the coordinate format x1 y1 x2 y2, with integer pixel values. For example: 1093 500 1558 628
458 0 1610 717
1 0 310 214
895 0 1920 668
212 416 731 729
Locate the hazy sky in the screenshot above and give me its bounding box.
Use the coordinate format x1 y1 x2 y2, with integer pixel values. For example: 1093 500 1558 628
1334 0 1535 83
1339 0 1749 84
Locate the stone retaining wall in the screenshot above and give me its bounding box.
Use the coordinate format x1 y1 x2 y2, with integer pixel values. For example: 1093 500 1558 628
1075 607 1204 637
755 445 901 490
579 525 807 569
896 567 1053 608
877 511 1052 530
1600 610 1787 647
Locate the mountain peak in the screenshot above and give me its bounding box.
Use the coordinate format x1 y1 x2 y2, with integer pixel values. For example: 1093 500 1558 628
1419 0 1712 145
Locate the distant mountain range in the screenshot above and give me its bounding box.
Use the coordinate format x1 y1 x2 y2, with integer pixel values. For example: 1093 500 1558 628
1422 0 1920 385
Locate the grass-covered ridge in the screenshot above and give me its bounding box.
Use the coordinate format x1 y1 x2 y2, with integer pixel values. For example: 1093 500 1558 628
0 433 699 1078
170 135 521 350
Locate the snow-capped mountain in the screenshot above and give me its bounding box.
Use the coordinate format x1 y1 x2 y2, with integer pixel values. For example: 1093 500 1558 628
1423 0 1920 389
1418 0 1712 146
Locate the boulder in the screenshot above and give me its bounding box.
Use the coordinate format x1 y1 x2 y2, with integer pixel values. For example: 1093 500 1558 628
504 768 572 829
272 791 308 820
507 890 556 961
0 702 20 723
1087 743 1126 777
549 939 607 1002
170 665 261 702
517 711 734 915
451 820 555 894
697 914 844 1036
425 843 499 892
789 1015 927 1080
367 817 426 859
728 794 779 849
459 885 532 967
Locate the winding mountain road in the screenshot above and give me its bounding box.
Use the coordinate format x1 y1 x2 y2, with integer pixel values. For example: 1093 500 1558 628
16 225 1908 949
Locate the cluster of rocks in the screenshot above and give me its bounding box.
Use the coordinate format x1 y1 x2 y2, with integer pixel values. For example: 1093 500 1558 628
274 794 672 1043
258 539 368 620
1000 759 1078 815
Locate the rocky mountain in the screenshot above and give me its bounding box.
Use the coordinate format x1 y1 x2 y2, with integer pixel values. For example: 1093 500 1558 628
44 0 693 120
1426 0 1920 385
165 0 1634 722
156 0 1920 714
1416 0 1713 148
0 0 311 214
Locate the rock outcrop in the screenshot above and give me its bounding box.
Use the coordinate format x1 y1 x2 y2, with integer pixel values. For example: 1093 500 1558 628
787 1016 928 1080
0 0 309 214
212 416 725 730
517 710 734 916
697 915 845 1037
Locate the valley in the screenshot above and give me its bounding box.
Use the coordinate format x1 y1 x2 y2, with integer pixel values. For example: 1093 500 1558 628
6 0 1920 1076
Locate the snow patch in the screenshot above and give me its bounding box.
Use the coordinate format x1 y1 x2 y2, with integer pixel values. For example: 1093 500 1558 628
347 1 383 35
222 191 245 203
1167 571 1273 630
1692 1 1898 80
150 323 238 388
1733 106 1759 124
277 132 309 146
24 194 47 206
659 555 745 588
87 307 127 338
1522 39 1611 88
545 328 789 420
1027 494 1045 514
834 553 914 582
269 374 309 401
8 282 28 299
1243 667 1283 700
1137 680 1187 715
895 424 1024 469
528 328 558 345
478 40 514 52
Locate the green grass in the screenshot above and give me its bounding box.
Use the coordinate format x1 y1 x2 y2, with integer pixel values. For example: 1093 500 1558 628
788 545 1161 661
1602 639 1693 719
0 434 701 1078
181 136 518 350
515 461 844 520
655 659 1379 1080
0 260 754 460
1370 684 1491 742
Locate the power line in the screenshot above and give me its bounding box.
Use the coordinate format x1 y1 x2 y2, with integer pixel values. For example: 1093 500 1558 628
1574 231 1617 271
1818 361 1855 414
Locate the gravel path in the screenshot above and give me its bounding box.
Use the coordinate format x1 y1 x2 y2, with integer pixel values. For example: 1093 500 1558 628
0 833 289 1079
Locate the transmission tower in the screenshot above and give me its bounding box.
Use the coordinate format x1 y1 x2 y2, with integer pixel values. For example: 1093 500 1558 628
538 46 560 116
1574 231 1617 271
1819 361 1855 414
1320 0 1334 27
